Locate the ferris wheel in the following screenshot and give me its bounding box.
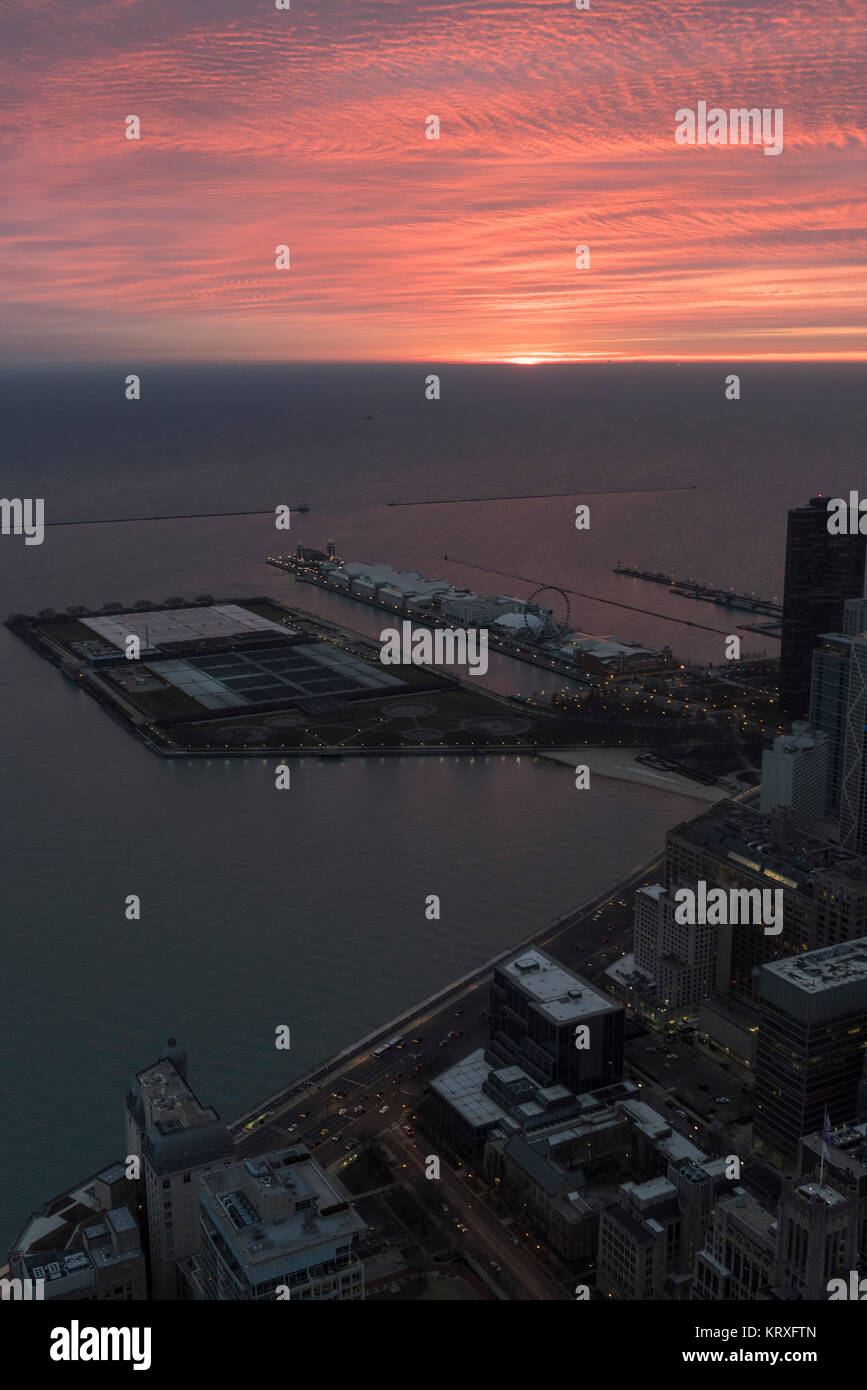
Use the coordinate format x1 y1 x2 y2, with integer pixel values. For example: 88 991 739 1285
518 585 572 642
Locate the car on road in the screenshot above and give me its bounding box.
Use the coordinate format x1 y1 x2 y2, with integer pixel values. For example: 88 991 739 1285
244 1110 272 1131
320 1127 329 1136
299 1111 310 1118
454 1010 463 1017
714 1095 731 1104
344 1143 353 1151
402 1125 414 1136
287 1123 298 1133
411 1037 423 1044
455 1222 467 1233
438 1038 450 1047
379 1105 389 1114
337 1107 347 1116
510 1238 520 1246
674 1109 688 1119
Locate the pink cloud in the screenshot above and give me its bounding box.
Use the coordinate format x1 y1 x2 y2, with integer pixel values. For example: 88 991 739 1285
1 0 865 360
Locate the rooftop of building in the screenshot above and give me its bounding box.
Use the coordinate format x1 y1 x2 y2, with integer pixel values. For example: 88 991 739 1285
622 1175 678 1207
769 722 827 754
340 561 450 595
669 798 856 891
200 1147 365 1273
670 1156 716 1185
567 635 658 660
128 1055 232 1176
431 1048 638 1141
762 936 867 995
637 884 666 903
800 1120 867 1178
81 603 293 652
494 611 544 630
715 1185 777 1242
793 1181 847 1208
430 1049 507 1131
616 1099 707 1164
9 1161 135 1259
20 1207 143 1289
498 948 619 1023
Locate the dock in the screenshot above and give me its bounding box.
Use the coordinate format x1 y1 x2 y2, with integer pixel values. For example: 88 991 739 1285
613 563 782 619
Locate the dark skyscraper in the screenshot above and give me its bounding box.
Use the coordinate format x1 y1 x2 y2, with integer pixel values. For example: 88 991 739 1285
779 496 866 720
754 939 867 1164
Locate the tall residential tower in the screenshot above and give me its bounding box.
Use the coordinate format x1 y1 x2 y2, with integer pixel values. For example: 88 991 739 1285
779 496 866 720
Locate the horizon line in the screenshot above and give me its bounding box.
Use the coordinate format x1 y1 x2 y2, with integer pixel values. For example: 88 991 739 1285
1 352 867 370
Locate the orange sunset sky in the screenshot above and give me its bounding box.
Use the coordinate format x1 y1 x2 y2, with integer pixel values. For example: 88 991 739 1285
1 0 866 363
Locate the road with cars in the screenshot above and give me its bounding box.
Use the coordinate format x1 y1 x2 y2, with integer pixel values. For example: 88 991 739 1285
231 856 662 1296
233 857 659 1159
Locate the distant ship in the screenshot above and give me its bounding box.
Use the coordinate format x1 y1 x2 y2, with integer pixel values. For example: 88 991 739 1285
296 499 310 513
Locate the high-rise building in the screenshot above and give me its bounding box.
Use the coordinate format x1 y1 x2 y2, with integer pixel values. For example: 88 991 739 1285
125 1038 233 1299
665 799 867 996
810 600 867 853
754 939 867 1164
774 1177 859 1299
182 1146 366 1301
665 802 814 997
692 1175 860 1300
779 496 866 720
798 1118 867 1264
759 722 828 831
488 948 623 1093
633 883 732 1020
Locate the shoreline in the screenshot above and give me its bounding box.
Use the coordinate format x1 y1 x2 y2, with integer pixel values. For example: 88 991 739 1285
537 745 732 802
230 847 663 1131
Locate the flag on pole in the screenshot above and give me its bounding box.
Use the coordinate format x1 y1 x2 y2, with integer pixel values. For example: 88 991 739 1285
823 1108 832 1160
